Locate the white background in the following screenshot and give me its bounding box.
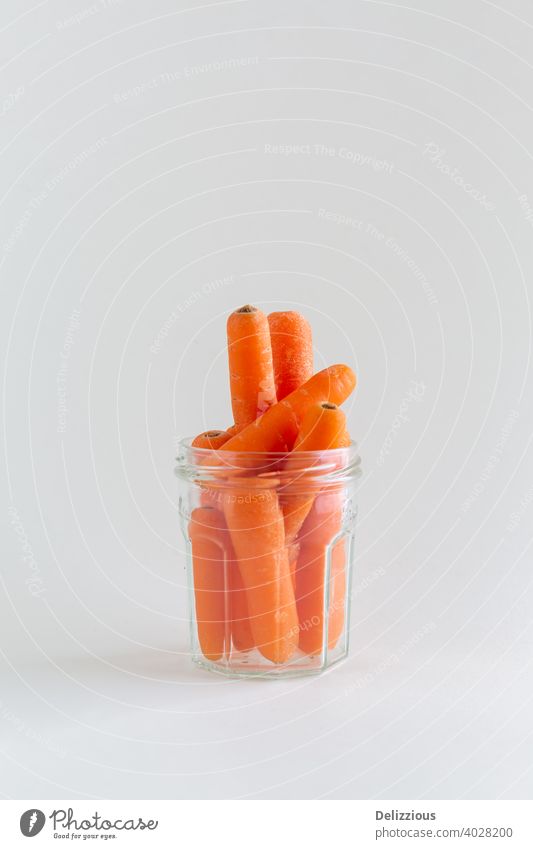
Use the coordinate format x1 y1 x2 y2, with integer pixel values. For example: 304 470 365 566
1 0 532 799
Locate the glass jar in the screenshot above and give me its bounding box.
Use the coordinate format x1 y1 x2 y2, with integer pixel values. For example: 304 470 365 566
175 439 362 678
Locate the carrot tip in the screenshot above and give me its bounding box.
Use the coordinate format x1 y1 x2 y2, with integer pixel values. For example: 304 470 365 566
235 304 257 313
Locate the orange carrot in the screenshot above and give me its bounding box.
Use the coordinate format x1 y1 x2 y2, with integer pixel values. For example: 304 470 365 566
192 430 231 449
225 423 245 438
294 402 347 451
296 490 347 655
268 311 313 400
222 403 299 456
227 305 277 428
188 507 229 661
337 430 352 448
220 365 356 457
288 541 299 592
189 506 255 656
230 559 255 652
327 535 347 649
191 431 232 507
279 364 355 426
281 402 348 543
222 482 298 664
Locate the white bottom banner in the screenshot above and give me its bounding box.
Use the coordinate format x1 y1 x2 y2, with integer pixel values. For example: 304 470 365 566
1 800 532 847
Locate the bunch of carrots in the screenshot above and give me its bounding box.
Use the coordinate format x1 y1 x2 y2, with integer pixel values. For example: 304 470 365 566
188 305 356 665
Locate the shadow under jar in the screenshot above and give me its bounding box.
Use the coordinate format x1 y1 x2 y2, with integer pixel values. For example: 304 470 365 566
175 439 362 678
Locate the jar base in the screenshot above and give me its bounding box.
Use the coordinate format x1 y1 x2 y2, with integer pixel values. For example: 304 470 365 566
191 643 348 679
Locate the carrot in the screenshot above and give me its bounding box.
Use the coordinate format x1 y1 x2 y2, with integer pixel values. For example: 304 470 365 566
222 482 298 664
327 535 347 649
230 558 255 652
225 423 245 438
189 506 255 656
221 403 299 456
219 365 356 457
188 507 229 661
191 431 232 507
337 430 352 448
227 305 277 428
268 311 313 400
296 490 347 655
278 364 355 427
288 541 299 592
192 430 231 449
281 402 348 543
294 402 347 451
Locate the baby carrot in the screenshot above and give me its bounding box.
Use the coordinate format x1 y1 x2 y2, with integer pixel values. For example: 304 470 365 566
220 364 356 456
188 507 229 661
268 311 313 400
192 430 231 449
281 402 348 544
227 305 277 428
222 483 298 664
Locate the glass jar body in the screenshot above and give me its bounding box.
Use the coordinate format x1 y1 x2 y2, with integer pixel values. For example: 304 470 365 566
175 441 362 678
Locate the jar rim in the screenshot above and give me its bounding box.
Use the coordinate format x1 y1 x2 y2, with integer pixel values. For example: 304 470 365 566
174 436 362 481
